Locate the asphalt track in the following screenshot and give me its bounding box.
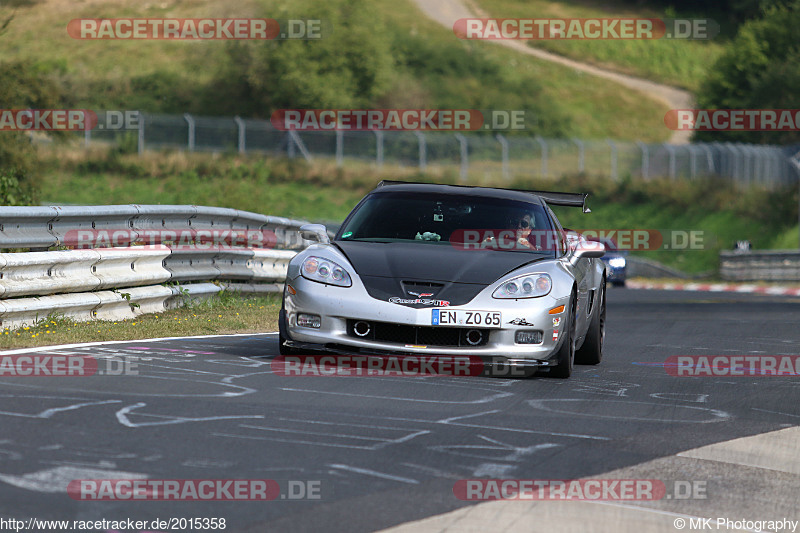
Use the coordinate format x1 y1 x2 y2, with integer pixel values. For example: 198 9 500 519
0 288 798 532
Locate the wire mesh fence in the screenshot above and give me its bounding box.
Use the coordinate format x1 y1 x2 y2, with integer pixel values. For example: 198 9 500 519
79 112 800 190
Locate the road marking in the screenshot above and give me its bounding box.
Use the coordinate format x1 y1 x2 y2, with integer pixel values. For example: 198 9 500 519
0 466 146 493
277 387 513 404
0 332 279 356
527 398 731 423
328 464 419 485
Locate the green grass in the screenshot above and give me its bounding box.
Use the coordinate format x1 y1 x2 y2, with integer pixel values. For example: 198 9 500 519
552 203 784 274
0 291 282 349
471 0 725 92
0 0 672 142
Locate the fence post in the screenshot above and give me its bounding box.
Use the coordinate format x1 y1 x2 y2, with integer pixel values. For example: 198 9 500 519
789 151 800 249
665 144 676 180
701 143 714 174
288 130 312 162
234 116 246 154
336 130 343 168
84 124 91 147
740 144 753 185
414 132 427 171
183 113 195 152
287 131 296 159
636 141 649 180
572 138 585 173
727 143 743 185
137 112 145 155
496 134 509 180
454 134 468 182
606 139 618 180
373 130 384 169
689 145 698 179
535 136 548 178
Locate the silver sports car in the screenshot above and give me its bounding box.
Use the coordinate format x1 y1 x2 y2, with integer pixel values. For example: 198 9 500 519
279 181 606 378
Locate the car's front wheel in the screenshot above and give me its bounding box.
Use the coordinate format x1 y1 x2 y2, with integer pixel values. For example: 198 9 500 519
548 293 576 379
278 308 301 355
575 281 605 365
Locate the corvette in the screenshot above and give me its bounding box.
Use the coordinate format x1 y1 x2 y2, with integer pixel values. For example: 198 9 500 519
279 181 607 378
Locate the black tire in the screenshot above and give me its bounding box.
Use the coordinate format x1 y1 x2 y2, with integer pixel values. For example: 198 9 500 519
611 280 625 288
575 281 605 365
278 308 301 355
549 293 576 379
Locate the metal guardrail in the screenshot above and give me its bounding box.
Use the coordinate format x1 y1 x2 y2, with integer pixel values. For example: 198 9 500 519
0 205 308 329
720 250 800 282
0 204 313 250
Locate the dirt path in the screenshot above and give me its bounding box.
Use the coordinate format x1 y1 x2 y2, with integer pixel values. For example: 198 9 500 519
412 0 693 144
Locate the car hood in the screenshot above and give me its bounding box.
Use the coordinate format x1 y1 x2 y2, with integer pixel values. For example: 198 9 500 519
334 241 547 307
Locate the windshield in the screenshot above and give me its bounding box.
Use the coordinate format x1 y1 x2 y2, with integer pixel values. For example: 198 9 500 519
337 191 554 254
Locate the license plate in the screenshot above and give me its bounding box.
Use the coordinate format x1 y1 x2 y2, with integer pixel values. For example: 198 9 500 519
431 309 502 327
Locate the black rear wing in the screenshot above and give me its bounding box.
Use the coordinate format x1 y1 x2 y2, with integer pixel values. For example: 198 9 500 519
529 191 590 213
376 181 591 213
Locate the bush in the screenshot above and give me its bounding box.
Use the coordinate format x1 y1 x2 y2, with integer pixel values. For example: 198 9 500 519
0 57 65 205
695 2 800 144
214 0 394 116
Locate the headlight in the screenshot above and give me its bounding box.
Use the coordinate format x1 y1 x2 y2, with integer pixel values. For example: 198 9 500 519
608 257 626 268
493 273 551 299
301 256 352 287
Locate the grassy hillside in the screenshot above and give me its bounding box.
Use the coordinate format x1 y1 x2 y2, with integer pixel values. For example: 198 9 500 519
0 0 672 141
472 0 725 92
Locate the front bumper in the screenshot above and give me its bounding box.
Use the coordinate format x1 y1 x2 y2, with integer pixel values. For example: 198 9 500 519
283 275 571 362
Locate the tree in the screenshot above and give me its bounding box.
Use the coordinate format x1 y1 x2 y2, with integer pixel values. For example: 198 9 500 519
0 16 64 205
695 2 800 144
212 0 394 116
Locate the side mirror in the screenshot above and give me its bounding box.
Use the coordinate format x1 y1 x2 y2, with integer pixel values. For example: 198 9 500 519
300 224 330 245
573 240 605 259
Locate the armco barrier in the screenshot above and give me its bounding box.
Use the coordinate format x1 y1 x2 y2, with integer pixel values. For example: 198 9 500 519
249 250 297 282
0 249 102 297
93 246 172 289
0 293 102 329
0 205 315 251
0 206 60 249
163 248 222 282
0 205 312 330
720 250 800 281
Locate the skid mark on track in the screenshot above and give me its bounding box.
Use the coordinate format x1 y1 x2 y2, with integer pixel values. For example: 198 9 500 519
116 402 264 428
527 399 731 423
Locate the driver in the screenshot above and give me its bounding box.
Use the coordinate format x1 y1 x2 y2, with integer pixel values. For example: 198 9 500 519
483 212 539 250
